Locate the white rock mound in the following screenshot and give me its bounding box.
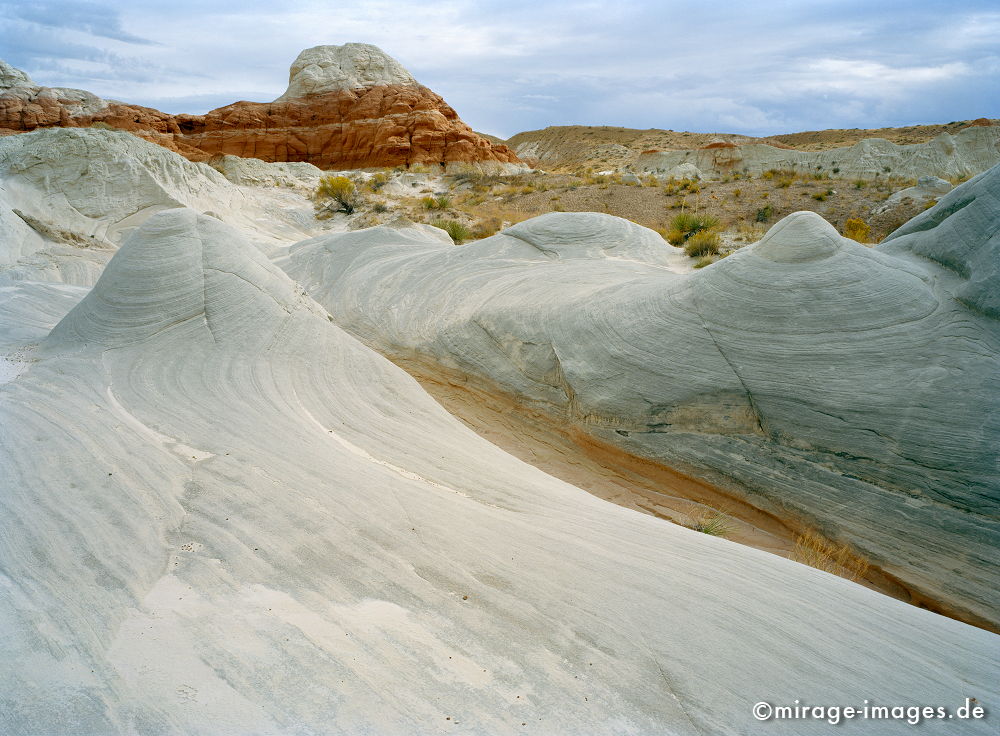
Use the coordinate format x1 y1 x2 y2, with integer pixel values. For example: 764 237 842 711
2 208 996 734
0 128 324 283
881 164 1000 319
284 173 1000 630
276 42 418 101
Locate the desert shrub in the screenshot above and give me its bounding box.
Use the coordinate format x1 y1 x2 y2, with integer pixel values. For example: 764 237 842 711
668 212 719 240
471 217 503 240
688 508 732 536
693 255 717 269
854 179 867 189
755 205 773 222
792 530 870 582
316 175 361 214
762 168 795 181
843 217 871 243
777 176 795 188
421 195 451 210
683 229 721 257
366 172 389 191
732 188 741 198
88 121 115 130
431 219 473 244
735 222 766 242
663 177 700 195
372 202 389 213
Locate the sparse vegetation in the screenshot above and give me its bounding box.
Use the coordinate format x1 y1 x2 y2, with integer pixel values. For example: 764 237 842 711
431 219 473 244
316 175 362 214
666 212 720 245
663 177 701 195
367 172 389 191
688 508 733 536
683 229 721 257
791 530 870 582
421 195 452 210
755 205 773 222
843 217 871 243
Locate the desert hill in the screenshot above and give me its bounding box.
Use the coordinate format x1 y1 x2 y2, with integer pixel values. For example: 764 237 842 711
507 119 1000 170
0 45 519 170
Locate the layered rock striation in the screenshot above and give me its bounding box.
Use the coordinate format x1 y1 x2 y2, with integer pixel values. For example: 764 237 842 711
0 45 520 170
2 207 996 734
635 126 1000 180
283 169 1000 631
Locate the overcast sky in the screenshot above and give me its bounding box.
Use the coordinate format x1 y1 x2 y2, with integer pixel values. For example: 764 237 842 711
1 0 997 138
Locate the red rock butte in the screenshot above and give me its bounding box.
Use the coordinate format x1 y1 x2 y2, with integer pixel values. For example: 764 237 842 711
0 44 521 170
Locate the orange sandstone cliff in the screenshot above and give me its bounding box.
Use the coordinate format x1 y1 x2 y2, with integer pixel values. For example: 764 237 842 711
0 45 520 170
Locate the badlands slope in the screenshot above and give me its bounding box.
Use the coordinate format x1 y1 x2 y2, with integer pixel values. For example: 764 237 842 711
507 120 1000 175
1 128 998 734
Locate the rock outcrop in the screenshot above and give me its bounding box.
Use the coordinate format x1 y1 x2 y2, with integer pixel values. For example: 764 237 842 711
0 45 521 170
2 207 996 734
283 169 1000 631
0 128 325 283
636 126 1000 180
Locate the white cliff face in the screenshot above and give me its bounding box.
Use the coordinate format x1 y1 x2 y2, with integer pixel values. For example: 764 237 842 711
275 43 418 101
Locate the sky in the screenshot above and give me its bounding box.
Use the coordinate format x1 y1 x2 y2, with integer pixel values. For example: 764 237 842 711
1 0 998 139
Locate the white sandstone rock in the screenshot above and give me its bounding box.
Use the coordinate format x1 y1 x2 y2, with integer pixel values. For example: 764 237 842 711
284 173 1000 630
1 209 995 734
0 128 327 283
276 43 418 101
0 60 33 90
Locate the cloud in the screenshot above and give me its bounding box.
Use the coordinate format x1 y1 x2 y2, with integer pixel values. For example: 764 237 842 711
0 0 996 136
1 1 154 44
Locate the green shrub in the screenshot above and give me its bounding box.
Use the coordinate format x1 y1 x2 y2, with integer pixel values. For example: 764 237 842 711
421 195 451 210
755 205 773 223
431 219 473 244
683 230 721 257
316 175 361 214
668 212 719 240
693 255 717 269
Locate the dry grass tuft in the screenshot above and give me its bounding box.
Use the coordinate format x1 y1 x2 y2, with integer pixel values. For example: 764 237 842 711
792 530 870 582
687 507 733 536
